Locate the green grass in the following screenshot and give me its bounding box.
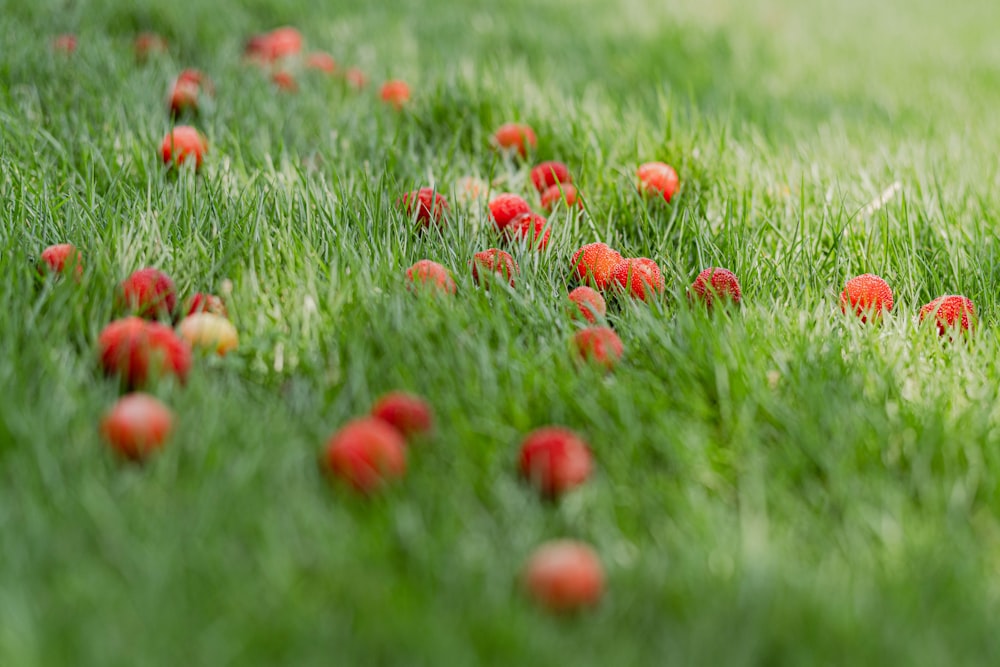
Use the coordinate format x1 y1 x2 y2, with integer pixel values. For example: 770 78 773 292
4 0 1000 664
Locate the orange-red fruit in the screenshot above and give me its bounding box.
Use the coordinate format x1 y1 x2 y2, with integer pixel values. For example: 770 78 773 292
612 258 664 301
568 286 606 323
119 268 177 319
637 161 680 202
52 34 77 54
522 540 605 612
161 126 207 169
400 188 449 227
471 249 519 287
573 327 624 369
493 123 537 158
541 184 581 211
380 80 410 109
100 393 174 461
530 161 571 193
344 68 368 89
185 293 227 317
840 274 893 323
134 33 167 62
272 71 298 92
323 418 407 494
572 243 624 290
169 77 200 116
506 213 551 250
98 317 192 388
305 52 336 73
405 260 456 295
519 427 593 497
690 267 742 310
245 27 302 62
919 295 977 336
39 243 83 279
371 392 433 440
488 194 532 231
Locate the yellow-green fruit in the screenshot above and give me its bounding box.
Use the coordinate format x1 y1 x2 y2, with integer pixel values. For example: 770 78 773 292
178 313 238 356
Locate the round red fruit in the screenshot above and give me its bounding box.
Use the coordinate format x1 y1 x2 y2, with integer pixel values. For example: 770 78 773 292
119 267 177 319
689 267 742 310
506 213 550 250
100 393 174 461
272 71 298 92
519 427 592 497
98 317 192 388
405 260 456 295
572 243 623 290
530 161 571 193
840 274 893 323
493 123 537 158
471 249 519 287
488 194 532 231
568 286 606 323
185 292 227 317
573 327 623 369
323 418 407 494
400 188 449 227
39 243 83 279
612 258 664 301
522 540 605 612
540 184 581 212
637 161 679 202
265 27 303 60
919 295 977 337
161 126 207 169
380 80 410 109
371 392 433 440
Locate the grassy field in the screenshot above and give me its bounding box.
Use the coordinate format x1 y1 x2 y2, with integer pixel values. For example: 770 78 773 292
4 0 1000 664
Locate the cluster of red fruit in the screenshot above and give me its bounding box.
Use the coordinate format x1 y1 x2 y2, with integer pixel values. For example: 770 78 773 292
840 274 976 336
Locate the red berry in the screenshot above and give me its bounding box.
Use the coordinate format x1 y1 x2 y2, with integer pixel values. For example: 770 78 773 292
305 52 336 73
399 188 449 227
689 267 742 310
493 123 537 158
840 274 893 323
919 295 977 337
100 393 174 461
185 292 228 318
506 213 551 250
98 317 192 388
573 327 623 369
52 34 77 54
540 184 581 211
161 126 207 169
134 33 168 62
39 243 83 279
530 161 571 193
519 427 592 497
272 70 298 92
611 258 664 301
568 286 606 323
168 77 200 116
571 243 623 290
405 260 456 295
488 194 532 231
522 540 605 612
637 162 679 202
119 268 177 319
245 26 302 61
380 80 410 109
371 392 433 439
471 249 519 287
323 418 407 494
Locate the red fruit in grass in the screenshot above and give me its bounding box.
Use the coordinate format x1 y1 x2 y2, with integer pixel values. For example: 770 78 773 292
168 78 200 116
161 126 207 169
323 418 407 494
689 267 742 310
380 80 410 109
568 286 606 323
519 427 592 497
541 184 581 211
271 70 298 92
530 161 571 193
305 52 336 73
571 243 623 290
471 249 519 287
344 67 368 89
493 122 537 158
522 540 605 612
919 295 977 337
371 392 433 439
119 268 177 319
400 188 449 227
637 161 679 202
185 292 227 318
612 258 664 301
98 317 192 387
100 393 174 461
52 34 77 54
134 33 167 62
506 213 551 250
840 274 893 323
405 260 456 295
39 243 83 279
488 194 532 231
265 27 303 60
573 327 623 369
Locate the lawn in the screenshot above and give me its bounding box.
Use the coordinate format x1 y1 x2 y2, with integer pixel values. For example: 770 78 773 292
3 0 1000 664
